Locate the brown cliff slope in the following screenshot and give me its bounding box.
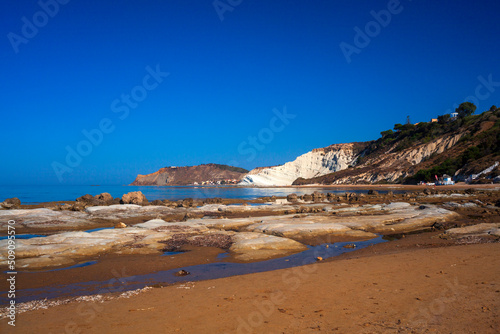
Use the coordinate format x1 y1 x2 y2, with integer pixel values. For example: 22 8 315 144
131 164 248 186
294 108 500 185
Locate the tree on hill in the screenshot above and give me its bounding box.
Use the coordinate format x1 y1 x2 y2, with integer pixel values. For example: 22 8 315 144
437 114 451 124
380 129 394 137
393 123 404 131
456 102 476 118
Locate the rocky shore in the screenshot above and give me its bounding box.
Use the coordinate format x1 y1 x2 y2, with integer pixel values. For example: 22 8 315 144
1 188 499 270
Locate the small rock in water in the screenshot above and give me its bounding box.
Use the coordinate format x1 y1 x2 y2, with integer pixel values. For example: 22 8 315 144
1 197 21 209
175 270 190 277
343 244 356 249
114 222 127 228
316 257 323 261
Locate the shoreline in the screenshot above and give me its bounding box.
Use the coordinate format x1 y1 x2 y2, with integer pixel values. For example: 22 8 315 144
3 183 499 208
2 239 498 333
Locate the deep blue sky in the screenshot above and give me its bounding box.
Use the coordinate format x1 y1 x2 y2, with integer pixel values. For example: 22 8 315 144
1 0 499 185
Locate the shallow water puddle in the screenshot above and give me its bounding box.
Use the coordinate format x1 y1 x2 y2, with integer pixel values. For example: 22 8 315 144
43 261 98 272
217 252 230 260
0 234 46 240
0 237 386 304
3 261 99 275
162 251 186 256
84 227 114 233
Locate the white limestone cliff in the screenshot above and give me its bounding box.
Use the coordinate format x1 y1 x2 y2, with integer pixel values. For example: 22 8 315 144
239 143 363 186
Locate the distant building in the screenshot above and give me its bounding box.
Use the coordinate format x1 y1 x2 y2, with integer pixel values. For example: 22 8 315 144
450 112 458 119
436 174 455 186
431 118 438 123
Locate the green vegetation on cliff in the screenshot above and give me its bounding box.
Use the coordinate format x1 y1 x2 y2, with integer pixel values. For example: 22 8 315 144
408 110 500 182
211 164 249 174
294 103 500 185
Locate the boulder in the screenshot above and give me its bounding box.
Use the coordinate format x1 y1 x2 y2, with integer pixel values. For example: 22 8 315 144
175 270 190 276
1 197 21 209
204 198 222 204
70 202 86 211
121 191 148 205
77 194 94 203
302 194 313 201
95 192 113 203
287 193 298 202
312 192 325 201
367 190 378 196
182 198 194 207
76 194 104 207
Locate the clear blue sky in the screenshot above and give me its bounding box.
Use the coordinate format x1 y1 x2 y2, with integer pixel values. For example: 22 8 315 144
1 0 499 185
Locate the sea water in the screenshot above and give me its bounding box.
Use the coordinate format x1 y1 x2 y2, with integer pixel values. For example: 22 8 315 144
0 185 403 204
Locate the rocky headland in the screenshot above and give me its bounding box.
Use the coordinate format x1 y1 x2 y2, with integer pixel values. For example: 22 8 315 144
130 164 248 186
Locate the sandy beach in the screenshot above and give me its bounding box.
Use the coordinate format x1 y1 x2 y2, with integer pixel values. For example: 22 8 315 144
2 235 498 333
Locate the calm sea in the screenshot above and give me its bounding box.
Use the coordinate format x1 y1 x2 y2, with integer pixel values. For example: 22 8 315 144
0 185 401 204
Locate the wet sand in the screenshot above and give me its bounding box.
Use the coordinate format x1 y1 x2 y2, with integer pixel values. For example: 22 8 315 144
2 239 498 333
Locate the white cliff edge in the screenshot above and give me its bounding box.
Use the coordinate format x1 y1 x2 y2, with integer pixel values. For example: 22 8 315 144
239 143 362 186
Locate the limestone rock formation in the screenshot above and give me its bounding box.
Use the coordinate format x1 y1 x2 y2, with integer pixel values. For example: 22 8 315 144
240 143 367 186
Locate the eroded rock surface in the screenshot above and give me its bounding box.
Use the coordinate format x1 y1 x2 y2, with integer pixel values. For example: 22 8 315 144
0 201 459 269
444 223 500 237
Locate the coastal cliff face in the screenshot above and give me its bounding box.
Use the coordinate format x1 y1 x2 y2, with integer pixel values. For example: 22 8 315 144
131 164 248 186
294 109 500 185
239 143 368 186
238 133 473 186
299 133 467 185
